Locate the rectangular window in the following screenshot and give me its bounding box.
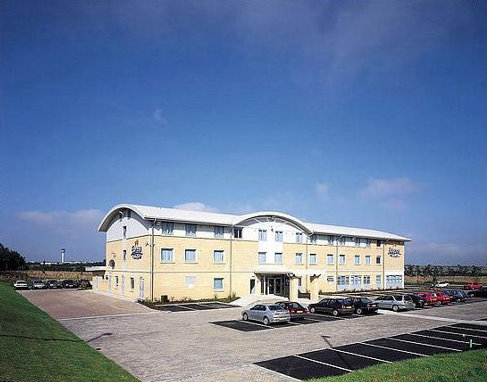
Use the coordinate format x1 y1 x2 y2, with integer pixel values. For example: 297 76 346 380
162 222 174 235
213 278 224 291
327 254 334 265
258 229 267 241
130 277 135 290
258 252 267 264
366 239 371 247
274 252 283 264
310 234 317 243
354 237 361 247
161 248 174 263
123 250 127 261
185 276 196 288
185 224 197 237
214 226 224 238
213 250 224 263
184 249 197 263
365 255 371 265
376 255 382 264
295 253 303 264
275 231 283 242
339 254 345 265
122 226 127 239
233 228 242 238
295 232 303 243
328 235 334 245
327 276 334 283
297 277 302 287
309 253 317 265
338 237 346 246
376 274 382 285
354 255 360 265
377 240 382 247
337 276 349 286
364 275 371 284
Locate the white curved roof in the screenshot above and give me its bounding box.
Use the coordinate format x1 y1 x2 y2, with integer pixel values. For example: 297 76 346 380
98 203 411 241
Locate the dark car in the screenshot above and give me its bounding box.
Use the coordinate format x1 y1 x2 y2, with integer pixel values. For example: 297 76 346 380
474 286 487 297
46 279 60 289
308 298 354 316
405 293 425 308
275 301 307 320
443 289 467 302
348 297 379 315
61 279 79 288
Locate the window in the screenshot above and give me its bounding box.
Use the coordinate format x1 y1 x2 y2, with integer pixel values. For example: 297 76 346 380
184 249 197 263
327 276 334 283
295 253 303 264
185 276 196 288
338 237 346 246
363 275 371 284
185 224 197 237
258 229 267 241
162 222 174 235
327 254 334 265
365 239 371 247
309 254 317 265
328 235 335 245
123 250 127 261
376 255 382 264
274 252 283 264
339 254 345 265
295 232 303 243
233 228 242 238
214 226 224 238
297 277 302 287
354 237 361 247
377 240 382 247
130 277 135 290
213 250 224 263
275 231 283 242
213 278 224 291
258 252 267 264
376 275 382 285
354 255 360 265
161 248 174 262
115 276 119 288
337 276 349 286
365 255 371 265
122 226 127 239
310 234 317 243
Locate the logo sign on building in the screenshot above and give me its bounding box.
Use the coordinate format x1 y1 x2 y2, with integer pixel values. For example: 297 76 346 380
131 240 143 260
388 247 401 258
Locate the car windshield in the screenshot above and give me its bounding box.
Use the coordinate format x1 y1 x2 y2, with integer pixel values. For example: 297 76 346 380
268 305 283 311
360 298 373 303
289 303 301 308
393 295 403 300
403 295 412 301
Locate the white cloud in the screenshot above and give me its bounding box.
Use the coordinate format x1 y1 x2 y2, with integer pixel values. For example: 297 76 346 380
17 209 104 231
173 202 219 213
408 241 487 265
152 108 167 126
360 177 419 199
315 182 330 197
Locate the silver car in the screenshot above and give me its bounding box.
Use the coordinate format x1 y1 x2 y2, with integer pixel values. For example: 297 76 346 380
374 294 415 312
31 279 46 289
242 304 291 325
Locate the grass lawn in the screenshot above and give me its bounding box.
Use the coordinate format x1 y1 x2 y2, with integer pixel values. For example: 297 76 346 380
0 282 140 382
308 347 487 382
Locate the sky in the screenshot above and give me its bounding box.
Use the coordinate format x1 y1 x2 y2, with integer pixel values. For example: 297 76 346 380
0 1 486 265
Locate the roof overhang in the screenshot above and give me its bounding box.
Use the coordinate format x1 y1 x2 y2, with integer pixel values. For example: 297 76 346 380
233 211 313 235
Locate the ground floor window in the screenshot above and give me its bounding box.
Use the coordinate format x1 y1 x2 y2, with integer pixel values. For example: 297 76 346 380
351 275 361 289
115 276 119 288
130 277 135 290
326 276 334 283
376 274 382 286
185 276 196 288
386 274 403 288
363 275 371 285
213 278 224 291
337 275 350 290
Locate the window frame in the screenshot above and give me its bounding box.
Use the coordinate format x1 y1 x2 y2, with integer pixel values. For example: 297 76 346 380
214 226 224 238
327 254 334 265
162 222 174 235
339 254 346 265
274 252 283 264
184 249 197 263
295 252 303 264
275 230 283 242
258 229 267 241
213 277 224 291
213 250 224 264
161 248 174 263
309 253 317 265
185 224 197 237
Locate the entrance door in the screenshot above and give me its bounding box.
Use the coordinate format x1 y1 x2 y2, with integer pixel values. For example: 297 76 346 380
249 279 256 294
139 277 145 300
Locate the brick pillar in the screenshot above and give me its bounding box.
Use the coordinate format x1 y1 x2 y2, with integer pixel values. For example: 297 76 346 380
289 276 299 301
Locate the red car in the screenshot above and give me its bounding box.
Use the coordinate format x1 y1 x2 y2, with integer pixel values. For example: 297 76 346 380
275 301 308 320
414 291 439 306
464 282 482 290
434 290 452 305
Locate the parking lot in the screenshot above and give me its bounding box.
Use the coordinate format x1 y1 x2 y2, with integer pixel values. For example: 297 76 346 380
19 289 487 382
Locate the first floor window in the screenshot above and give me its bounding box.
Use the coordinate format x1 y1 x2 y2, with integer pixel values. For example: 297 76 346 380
309 253 317 265
185 249 197 263
258 229 267 241
339 254 345 265
130 277 135 290
161 248 174 262
354 255 360 265
185 276 196 287
274 252 283 264
258 252 267 264
376 255 382 264
213 278 224 290
327 254 334 265
365 255 371 265
275 231 283 242
376 275 382 285
295 253 303 264
327 276 334 283
337 276 349 286
213 250 224 263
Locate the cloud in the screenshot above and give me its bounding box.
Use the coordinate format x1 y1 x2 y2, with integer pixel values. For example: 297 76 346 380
315 182 330 197
17 209 104 231
359 177 421 212
152 108 167 126
173 202 219 213
408 241 487 265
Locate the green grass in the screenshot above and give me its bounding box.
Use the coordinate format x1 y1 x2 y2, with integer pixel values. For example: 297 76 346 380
308 347 487 382
0 282 140 382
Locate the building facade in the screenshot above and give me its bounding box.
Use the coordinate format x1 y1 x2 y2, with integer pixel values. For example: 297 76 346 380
94 204 410 301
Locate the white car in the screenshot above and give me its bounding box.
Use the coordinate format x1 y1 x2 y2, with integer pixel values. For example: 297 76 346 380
31 279 46 289
434 282 449 288
13 280 29 289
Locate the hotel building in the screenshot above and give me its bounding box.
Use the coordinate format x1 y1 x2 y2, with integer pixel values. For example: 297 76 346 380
94 204 410 301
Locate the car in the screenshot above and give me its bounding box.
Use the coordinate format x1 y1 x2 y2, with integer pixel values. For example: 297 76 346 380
348 297 379 315
443 289 467 302
308 298 355 316
464 282 482 290
374 294 415 311
13 280 29 290
405 293 425 308
473 286 487 297
61 279 79 288
434 290 452 305
242 304 291 325
46 279 60 289
413 291 439 307
275 301 308 320
31 279 46 289
79 279 92 289
433 281 449 288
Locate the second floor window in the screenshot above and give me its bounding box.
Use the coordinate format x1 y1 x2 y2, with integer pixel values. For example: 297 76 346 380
339 254 345 265
310 234 317 243
214 226 224 238
327 254 334 265
258 229 267 241
354 255 360 265
185 249 197 263
275 231 283 242
376 255 382 264
258 252 266 264
162 222 174 235
185 224 197 237
161 248 174 262
295 232 303 243
365 255 371 265
233 228 242 239
213 250 224 263
295 253 303 264
309 254 317 265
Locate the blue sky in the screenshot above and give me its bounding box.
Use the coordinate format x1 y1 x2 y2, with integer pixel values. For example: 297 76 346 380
1 1 486 265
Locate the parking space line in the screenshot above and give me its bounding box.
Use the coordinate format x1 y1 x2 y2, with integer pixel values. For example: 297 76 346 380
58 311 161 321
451 324 487 332
295 355 352 372
431 328 487 339
387 337 461 352
241 320 276 329
332 347 393 363
360 342 428 357
447 326 487 334
408 333 482 346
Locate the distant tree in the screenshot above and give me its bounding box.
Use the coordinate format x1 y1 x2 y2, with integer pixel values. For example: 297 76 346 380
432 266 441 284
0 243 26 271
471 265 481 277
405 264 414 276
447 266 455 276
415 265 422 277
423 264 432 277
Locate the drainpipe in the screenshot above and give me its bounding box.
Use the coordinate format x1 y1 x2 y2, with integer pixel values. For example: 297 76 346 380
335 235 343 292
382 238 389 290
229 225 233 298
150 219 156 301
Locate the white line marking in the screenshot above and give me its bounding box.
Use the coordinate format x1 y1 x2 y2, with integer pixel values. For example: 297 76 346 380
331 347 392 363
387 337 461 352
431 328 487 339
408 333 482 346
451 325 487 333
361 342 429 357
59 311 161 321
295 355 352 372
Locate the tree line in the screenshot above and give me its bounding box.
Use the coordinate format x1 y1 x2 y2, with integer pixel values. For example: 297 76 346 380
405 264 483 277
0 243 26 271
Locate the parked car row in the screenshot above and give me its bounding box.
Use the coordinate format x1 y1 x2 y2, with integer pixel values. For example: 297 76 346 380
13 279 91 290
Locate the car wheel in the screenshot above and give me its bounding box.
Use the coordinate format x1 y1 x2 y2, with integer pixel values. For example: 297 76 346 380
392 305 399 312
263 316 270 325
309 307 316 313
332 309 339 316
356 308 363 315
242 313 248 321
